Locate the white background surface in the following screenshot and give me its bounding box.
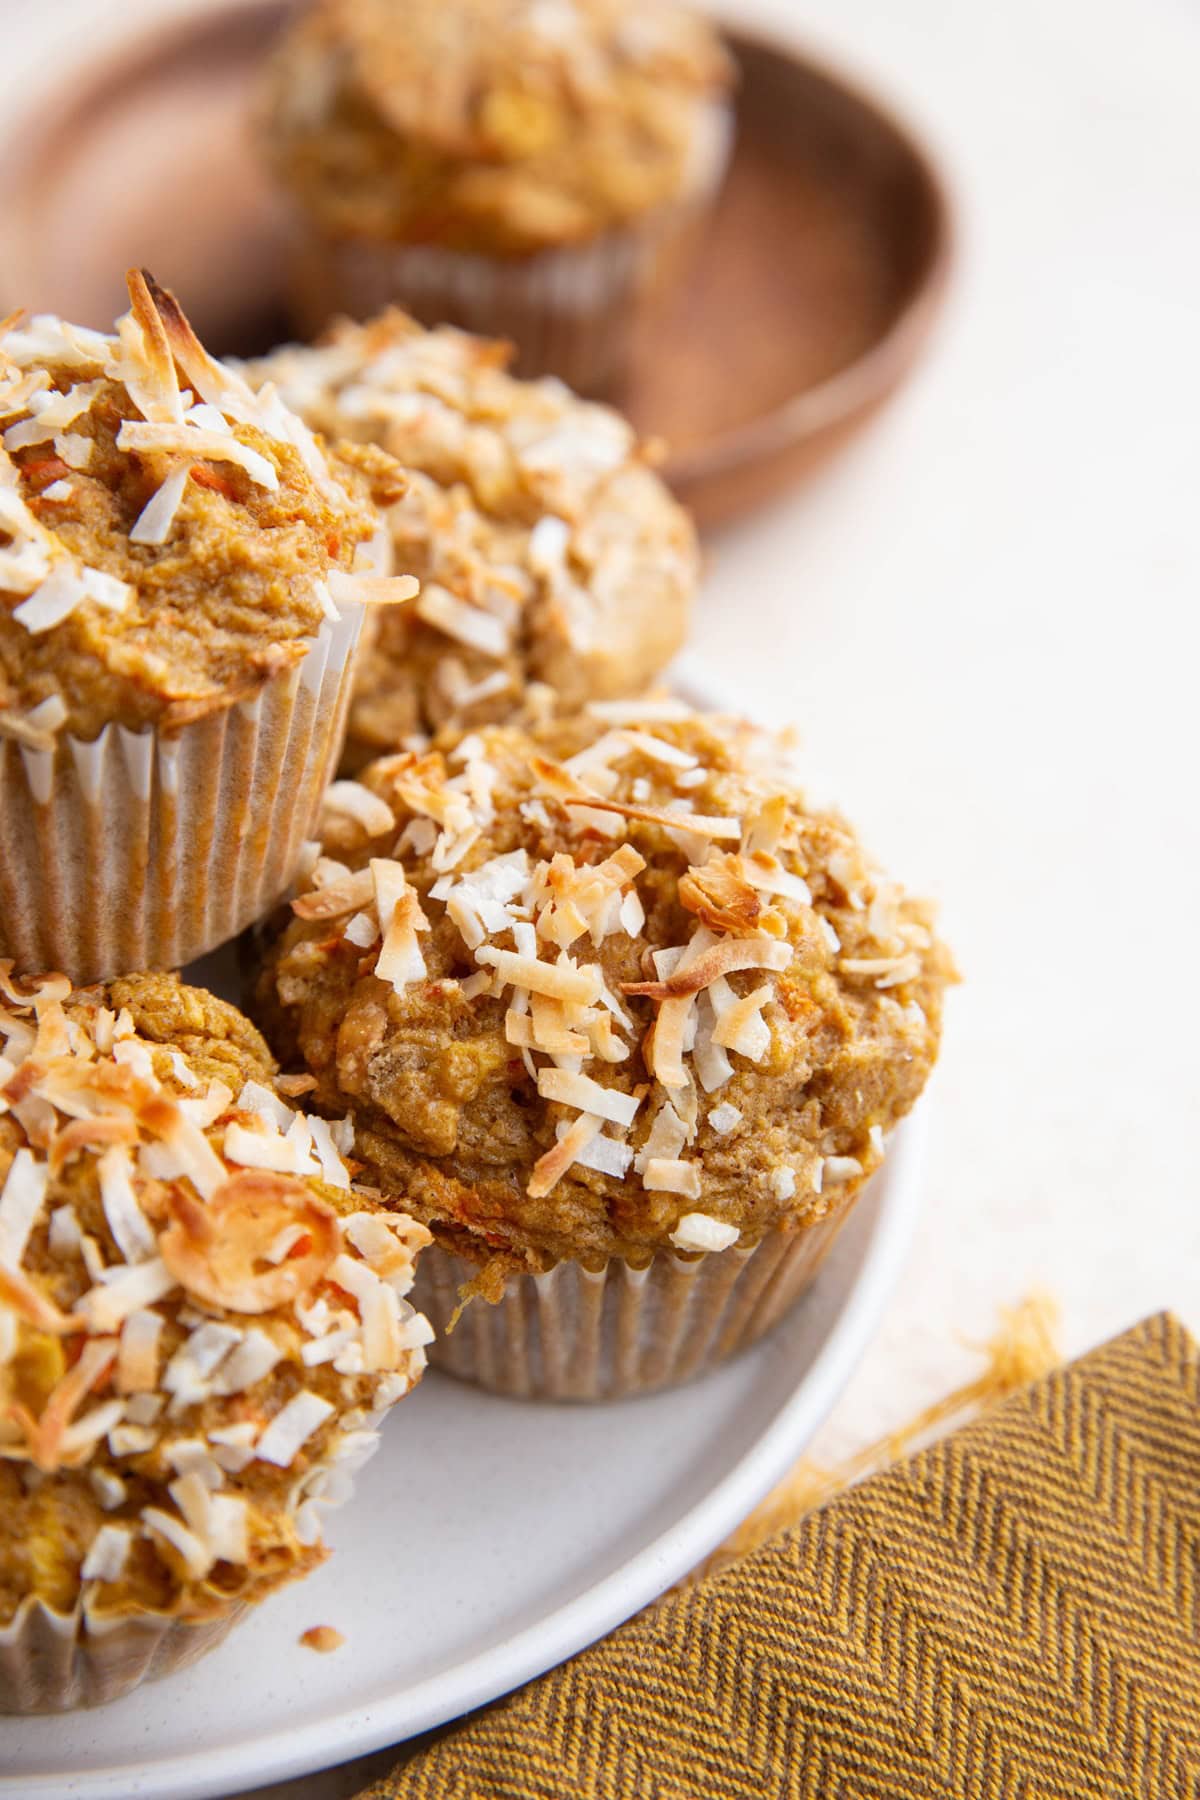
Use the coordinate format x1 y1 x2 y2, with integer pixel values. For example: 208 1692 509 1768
5 0 1200 1792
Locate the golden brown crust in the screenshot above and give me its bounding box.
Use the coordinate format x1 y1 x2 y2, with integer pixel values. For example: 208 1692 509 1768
252 708 955 1277
260 0 732 254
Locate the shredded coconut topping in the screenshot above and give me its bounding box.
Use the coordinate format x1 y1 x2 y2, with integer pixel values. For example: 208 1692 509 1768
0 970 432 1605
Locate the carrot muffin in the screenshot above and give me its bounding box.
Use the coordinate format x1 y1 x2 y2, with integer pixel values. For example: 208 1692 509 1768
253 701 953 1399
259 0 734 391
248 312 698 767
0 271 413 984
0 968 431 1711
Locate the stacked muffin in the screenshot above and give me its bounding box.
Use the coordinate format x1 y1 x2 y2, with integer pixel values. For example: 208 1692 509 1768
0 263 950 1707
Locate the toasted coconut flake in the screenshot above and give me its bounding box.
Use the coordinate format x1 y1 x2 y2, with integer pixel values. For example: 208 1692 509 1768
116 420 279 490
416 581 509 656
769 1166 797 1200
116 1307 165 1393
622 935 792 1001
6 1337 117 1471
159 1171 340 1315
121 268 185 423
743 851 812 905
12 565 89 634
255 1390 336 1467
275 1073 318 1099
142 1507 213 1581
97 1143 157 1263
329 569 419 607
146 1104 228 1202
743 794 789 858
620 730 697 769
235 1079 293 1134
80 1523 132 1583
708 1102 742 1135
679 855 770 935
0 1147 48 1268
670 1212 739 1252
646 997 692 1090
129 465 190 547
691 990 733 1094
635 1100 690 1173
475 947 600 1006
209 1327 283 1397
307 1115 351 1189
644 1158 702 1199
90 1468 127 1510
536 1068 640 1128
75 1257 177 1333
586 698 693 725
48 1114 140 1181
506 1010 588 1056
563 794 741 840
292 867 376 920
223 1118 314 1177
528 1113 603 1198
710 983 773 1061
372 859 430 992
0 1260 81 1334
822 1155 863 1184
322 781 396 839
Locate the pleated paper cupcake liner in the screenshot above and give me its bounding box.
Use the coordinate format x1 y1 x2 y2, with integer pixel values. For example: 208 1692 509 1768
0 1370 420 1713
0 1594 245 1714
288 104 733 393
413 1188 857 1402
0 601 363 985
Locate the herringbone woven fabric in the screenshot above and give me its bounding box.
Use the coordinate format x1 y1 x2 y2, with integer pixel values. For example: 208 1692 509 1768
363 1312 1200 1800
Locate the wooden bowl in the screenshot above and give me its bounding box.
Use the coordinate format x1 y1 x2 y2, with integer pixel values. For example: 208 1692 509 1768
0 5 952 529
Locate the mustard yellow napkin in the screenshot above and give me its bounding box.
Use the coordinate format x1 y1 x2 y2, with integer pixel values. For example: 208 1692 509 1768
361 1313 1200 1798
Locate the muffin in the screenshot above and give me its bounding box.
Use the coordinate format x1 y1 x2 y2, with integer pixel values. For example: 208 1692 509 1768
0 271 414 984
249 311 698 766
259 0 734 392
252 702 953 1400
0 968 431 1711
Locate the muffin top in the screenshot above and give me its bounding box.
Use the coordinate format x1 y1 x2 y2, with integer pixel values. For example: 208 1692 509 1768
0 970 430 1630
260 0 733 252
250 313 698 761
254 705 953 1282
0 272 411 745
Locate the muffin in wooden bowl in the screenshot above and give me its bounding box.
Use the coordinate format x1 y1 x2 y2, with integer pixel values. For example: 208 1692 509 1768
259 0 734 392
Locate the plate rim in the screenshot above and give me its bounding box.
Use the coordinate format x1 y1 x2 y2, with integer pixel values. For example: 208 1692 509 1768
9 1111 924 1800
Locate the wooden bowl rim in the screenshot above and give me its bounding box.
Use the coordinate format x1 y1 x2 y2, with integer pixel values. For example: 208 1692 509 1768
661 23 956 490
0 2 955 496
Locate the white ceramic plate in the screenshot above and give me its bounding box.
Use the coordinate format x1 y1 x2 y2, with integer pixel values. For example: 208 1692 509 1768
0 1116 923 1800
0 657 925 1798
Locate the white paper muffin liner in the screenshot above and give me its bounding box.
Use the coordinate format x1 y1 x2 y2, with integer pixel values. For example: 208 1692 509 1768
414 1187 856 1402
288 102 733 392
0 1595 246 1714
0 601 363 985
